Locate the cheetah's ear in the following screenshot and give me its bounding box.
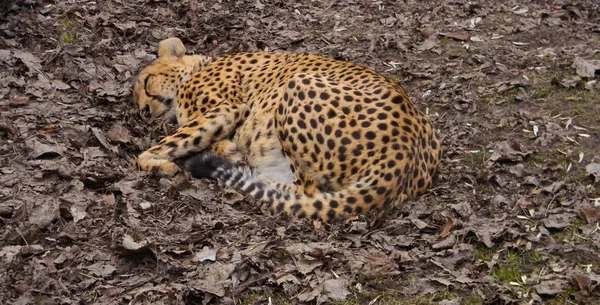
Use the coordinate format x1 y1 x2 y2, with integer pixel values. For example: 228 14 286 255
157 37 186 59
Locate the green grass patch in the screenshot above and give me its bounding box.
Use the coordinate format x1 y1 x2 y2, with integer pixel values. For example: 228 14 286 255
59 15 77 43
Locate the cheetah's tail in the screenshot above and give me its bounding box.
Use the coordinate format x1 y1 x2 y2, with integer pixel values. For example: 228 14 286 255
184 151 379 222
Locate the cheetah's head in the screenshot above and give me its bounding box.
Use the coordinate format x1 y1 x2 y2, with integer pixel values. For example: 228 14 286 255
133 37 211 123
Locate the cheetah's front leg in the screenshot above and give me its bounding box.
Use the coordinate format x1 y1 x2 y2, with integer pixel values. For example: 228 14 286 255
137 103 249 176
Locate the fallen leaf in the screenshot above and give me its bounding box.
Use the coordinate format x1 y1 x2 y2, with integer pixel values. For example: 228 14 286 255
91 127 119 154
491 195 511 205
439 216 454 237
0 245 24 263
488 141 531 163
122 234 146 250
585 163 600 183
418 37 438 51
438 32 469 41
28 199 59 229
572 274 592 293
535 279 568 295
572 57 600 78
69 203 88 224
13 50 42 74
107 122 131 143
296 258 323 275
432 233 456 250
114 234 156 259
580 208 600 224
86 262 117 278
542 181 565 194
543 213 577 229
323 278 350 302
194 246 218 262
26 138 65 159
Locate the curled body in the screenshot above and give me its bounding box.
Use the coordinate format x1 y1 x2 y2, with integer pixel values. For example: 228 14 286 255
134 37 441 222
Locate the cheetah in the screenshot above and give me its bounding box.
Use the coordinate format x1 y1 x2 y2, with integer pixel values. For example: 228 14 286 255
133 37 441 222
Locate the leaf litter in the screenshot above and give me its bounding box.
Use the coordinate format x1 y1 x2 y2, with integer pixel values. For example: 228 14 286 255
1 0 600 304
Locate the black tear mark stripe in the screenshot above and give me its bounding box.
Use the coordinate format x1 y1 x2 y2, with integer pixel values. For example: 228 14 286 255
144 75 173 106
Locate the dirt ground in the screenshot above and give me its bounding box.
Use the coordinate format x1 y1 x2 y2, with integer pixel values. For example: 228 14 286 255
1 0 600 304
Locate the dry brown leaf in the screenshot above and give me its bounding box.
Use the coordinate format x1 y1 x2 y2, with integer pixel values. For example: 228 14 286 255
580 208 600 224
439 216 454 237
438 32 470 41
572 274 592 293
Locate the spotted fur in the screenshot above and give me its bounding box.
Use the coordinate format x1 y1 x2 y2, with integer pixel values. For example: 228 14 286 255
133 37 441 222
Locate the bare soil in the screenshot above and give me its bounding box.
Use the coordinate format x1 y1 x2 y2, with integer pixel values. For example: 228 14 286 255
1 1 600 304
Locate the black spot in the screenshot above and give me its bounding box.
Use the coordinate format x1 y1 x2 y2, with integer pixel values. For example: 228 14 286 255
365 131 376 140
308 90 316 98
213 126 223 138
417 178 425 189
326 209 336 220
341 137 351 145
320 92 330 100
324 125 332 135
298 92 306 101
392 96 404 104
377 123 388 131
298 134 307 143
330 200 339 208
346 196 357 204
327 139 335 150
313 200 323 211
327 109 337 119
288 80 296 89
364 194 373 204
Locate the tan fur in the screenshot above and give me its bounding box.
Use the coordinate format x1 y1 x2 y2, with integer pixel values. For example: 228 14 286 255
133 37 441 221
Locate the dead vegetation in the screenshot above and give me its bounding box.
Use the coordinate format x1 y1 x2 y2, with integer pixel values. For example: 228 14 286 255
1 0 599 304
